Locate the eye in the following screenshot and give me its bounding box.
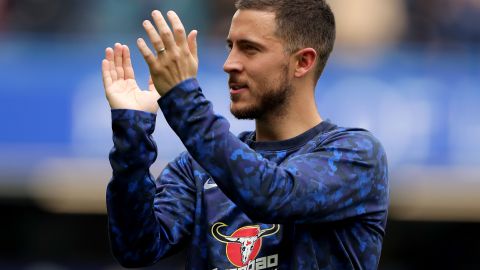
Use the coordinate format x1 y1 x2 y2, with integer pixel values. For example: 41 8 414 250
244 45 256 51
226 43 233 52
242 44 259 55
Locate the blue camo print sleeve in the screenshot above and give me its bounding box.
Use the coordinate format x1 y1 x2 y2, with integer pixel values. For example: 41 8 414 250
159 79 389 224
107 109 197 267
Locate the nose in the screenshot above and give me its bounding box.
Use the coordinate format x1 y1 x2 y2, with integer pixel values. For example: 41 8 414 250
223 50 243 74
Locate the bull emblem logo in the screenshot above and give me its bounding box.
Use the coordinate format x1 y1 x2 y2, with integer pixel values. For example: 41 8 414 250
211 222 280 267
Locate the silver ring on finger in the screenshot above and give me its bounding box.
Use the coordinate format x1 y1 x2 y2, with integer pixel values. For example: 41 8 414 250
158 47 166 54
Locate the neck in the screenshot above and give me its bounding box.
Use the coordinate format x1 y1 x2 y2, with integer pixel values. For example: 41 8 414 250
254 86 322 142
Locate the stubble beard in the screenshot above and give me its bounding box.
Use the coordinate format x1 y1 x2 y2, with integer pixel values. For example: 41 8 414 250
230 65 293 120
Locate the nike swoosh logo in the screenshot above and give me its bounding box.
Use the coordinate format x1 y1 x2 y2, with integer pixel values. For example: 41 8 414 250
203 178 218 190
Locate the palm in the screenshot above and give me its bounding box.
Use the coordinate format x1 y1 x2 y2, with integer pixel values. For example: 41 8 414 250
102 44 160 114
106 78 159 113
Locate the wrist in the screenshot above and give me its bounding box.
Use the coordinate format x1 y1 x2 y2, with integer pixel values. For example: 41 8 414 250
158 77 198 99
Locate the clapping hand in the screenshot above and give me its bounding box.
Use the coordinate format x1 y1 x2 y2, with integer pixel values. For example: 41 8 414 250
137 10 198 96
102 10 197 112
102 43 160 114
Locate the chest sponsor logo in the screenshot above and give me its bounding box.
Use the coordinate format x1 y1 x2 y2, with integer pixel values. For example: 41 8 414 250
211 222 280 268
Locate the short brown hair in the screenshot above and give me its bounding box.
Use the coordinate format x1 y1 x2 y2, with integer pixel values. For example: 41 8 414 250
234 0 336 81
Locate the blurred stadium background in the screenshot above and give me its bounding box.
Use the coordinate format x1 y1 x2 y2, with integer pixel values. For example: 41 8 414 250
0 0 479 269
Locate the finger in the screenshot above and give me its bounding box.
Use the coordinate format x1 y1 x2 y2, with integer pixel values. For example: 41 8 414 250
106 47 117 81
101 59 113 89
122 45 135 80
137 38 156 67
167 10 187 47
151 10 175 50
114 43 125 79
142 20 166 53
188 30 198 61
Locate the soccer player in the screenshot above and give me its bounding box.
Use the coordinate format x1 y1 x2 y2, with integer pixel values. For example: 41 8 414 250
102 1 389 269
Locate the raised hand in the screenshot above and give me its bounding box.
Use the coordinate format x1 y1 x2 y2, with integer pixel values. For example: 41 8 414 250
137 10 198 96
102 43 160 114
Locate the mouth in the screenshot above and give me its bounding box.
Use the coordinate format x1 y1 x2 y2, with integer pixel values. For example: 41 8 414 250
229 83 249 95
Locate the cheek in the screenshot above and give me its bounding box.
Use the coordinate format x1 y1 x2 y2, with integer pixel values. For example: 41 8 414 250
245 55 289 90
250 60 288 83
247 69 271 91
251 72 280 93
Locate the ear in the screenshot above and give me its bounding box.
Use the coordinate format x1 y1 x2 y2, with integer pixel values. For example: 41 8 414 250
293 48 317 78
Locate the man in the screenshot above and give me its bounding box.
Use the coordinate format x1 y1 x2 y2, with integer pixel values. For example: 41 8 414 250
102 1 389 269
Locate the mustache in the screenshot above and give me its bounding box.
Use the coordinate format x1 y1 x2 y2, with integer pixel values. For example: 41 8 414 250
228 76 248 85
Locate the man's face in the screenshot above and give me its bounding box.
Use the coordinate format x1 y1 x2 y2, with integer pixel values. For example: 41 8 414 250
224 9 293 120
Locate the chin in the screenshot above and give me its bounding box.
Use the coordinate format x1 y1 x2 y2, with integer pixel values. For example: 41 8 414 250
230 102 262 120
230 101 245 112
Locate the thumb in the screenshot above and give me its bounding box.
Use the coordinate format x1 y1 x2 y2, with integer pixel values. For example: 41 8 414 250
187 30 198 61
148 76 156 92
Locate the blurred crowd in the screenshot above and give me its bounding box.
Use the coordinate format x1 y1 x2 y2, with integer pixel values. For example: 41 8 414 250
406 0 480 48
0 0 479 48
0 0 234 38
